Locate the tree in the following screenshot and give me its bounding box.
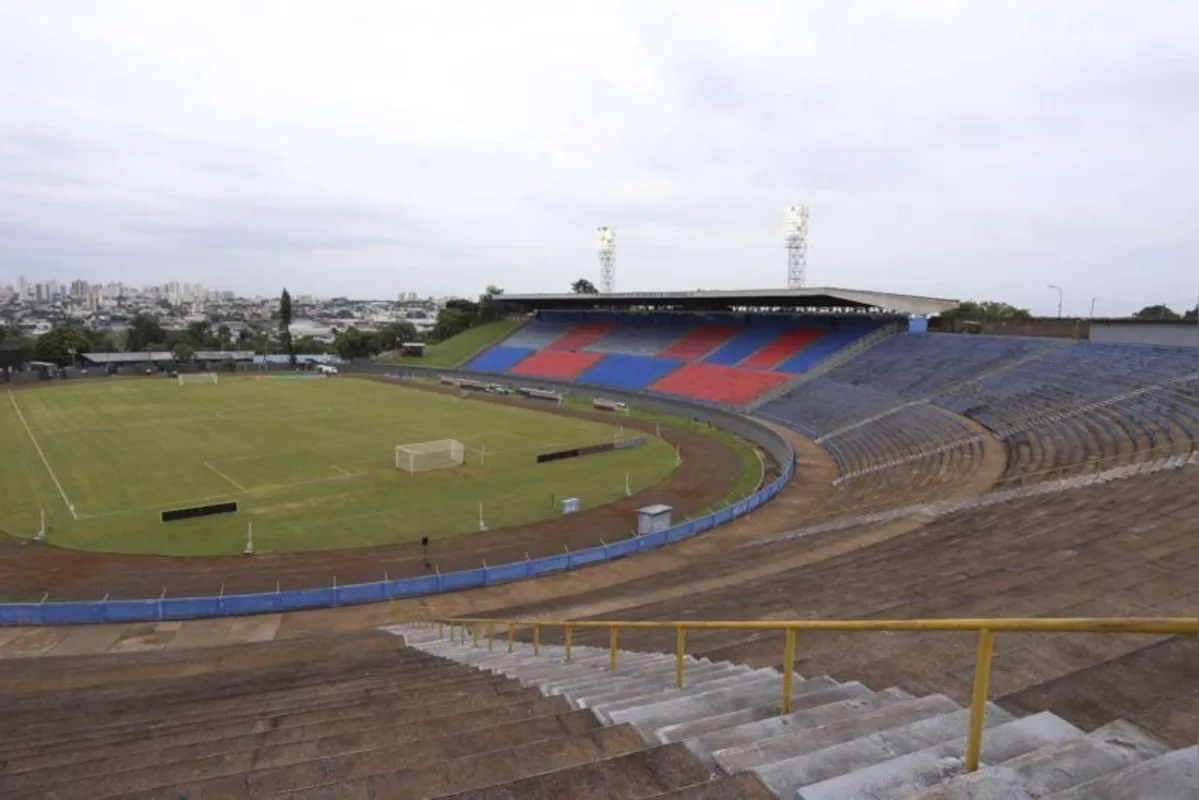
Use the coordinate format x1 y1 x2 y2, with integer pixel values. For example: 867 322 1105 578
943 300 1031 320
1132 304 1181 320
33 328 91 367
375 321 418 351
478 285 511 323
125 313 167 351
216 324 232 350
332 327 382 360
279 287 296 365
293 335 329 355
172 342 195 363
572 279 599 294
1184 305 1198 320
186 320 215 348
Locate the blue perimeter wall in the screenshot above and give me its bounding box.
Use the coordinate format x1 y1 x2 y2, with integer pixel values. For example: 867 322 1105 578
0 365 795 626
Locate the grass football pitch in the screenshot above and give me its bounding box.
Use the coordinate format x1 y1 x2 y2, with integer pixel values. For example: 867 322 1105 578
0 377 679 555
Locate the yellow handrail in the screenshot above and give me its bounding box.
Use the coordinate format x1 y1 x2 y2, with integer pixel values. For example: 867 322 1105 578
421 615 1196 774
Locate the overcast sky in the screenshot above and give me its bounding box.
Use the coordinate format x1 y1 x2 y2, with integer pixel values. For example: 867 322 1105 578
2 1 1196 314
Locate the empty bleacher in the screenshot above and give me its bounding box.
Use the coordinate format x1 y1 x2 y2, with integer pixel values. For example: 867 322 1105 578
546 322 616 351
502 320 575 350
740 328 825 369
650 363 791 406
510 349 604 380
758 380 902 438
464 345 534 373
814 333 1063 397
575 353 683 392
703 326 790 366
659 325 743 361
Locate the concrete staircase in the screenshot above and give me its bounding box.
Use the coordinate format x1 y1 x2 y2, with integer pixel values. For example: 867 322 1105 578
392 625 1198 799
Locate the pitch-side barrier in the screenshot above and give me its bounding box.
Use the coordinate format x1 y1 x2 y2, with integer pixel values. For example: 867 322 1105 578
0 369 794 626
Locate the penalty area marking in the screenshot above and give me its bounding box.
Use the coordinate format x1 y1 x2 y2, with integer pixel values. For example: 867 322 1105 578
204 461 249 492
7 390 81 520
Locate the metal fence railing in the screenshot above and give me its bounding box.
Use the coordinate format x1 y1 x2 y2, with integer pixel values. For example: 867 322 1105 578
423 615 1198 775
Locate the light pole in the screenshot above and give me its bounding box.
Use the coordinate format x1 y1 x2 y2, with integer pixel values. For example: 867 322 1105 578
1047 285 1063 319
1089 297 1096 319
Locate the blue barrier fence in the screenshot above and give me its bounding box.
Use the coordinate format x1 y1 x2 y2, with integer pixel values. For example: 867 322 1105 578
0 458 793 627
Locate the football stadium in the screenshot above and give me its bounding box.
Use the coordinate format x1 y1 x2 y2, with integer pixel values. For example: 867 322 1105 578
2 286 1195 797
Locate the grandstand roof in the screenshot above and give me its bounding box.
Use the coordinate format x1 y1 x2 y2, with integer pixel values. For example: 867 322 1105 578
501 286 958 316
194 350 255 361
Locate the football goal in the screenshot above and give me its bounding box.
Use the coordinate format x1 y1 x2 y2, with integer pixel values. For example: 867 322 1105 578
178 373 219 386
396 439 465 474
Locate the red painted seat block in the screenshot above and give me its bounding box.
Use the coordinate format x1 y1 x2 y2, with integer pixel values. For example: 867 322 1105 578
658 326 742 361
740 329 825 369
546 323 617 351
510 350 604 379
650 363 791 406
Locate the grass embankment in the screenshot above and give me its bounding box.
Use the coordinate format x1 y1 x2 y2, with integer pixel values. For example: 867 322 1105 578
377 320 522 367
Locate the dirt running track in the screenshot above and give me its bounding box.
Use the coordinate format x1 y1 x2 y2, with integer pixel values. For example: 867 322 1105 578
0 377 752 601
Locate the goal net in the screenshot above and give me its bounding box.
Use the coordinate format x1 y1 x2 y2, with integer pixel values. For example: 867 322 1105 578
396 439 465 474
178 373 219 386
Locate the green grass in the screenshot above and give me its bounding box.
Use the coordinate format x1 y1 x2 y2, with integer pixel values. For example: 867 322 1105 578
587 402 764 515
378 320 522 367
0 377 678 556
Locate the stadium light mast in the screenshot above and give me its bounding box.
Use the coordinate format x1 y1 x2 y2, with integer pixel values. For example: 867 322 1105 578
783 205 809 289
597 226 616 293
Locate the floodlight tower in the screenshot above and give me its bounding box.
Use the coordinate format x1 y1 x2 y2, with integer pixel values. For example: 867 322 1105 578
783 205 809 289
597 226 616 293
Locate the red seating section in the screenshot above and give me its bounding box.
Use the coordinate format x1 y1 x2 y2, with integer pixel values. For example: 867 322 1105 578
510 350 604 380
546 323 616 351
740 329 825 369
650 363 791 405
659 326 741 361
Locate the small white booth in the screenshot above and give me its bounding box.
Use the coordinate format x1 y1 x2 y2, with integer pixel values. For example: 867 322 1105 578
637 504 673 536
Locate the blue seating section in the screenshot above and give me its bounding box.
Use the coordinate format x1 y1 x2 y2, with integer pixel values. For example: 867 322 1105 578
776 325 879 374
811 333 1060 394
821 404 977 474
757 379 901 438
465 345 534 373
704 327 786 366
934 343 1199 433
575 354 683 392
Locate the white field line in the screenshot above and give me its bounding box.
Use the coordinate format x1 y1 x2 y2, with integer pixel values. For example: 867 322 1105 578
204 461 249 492
7 390 80 520
332 464 352 477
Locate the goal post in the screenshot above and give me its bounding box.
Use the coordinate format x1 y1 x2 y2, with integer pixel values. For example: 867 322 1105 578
178 373 219 386
395 439 465 474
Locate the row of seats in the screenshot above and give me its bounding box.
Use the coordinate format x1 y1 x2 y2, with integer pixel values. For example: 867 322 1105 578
465 313 890 404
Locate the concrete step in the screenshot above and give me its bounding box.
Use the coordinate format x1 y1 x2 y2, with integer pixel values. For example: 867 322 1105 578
0 675 537 766
592 669 785 719
2 657 471 742
794 711 1083 800
550 659 735 691
640 772 779 799
564 664 759 709
1040 744 1199 799
904 718 1172 798
0 671 515 758
431 742 712 800
507 654 710 688
1 695 573 780
671 685 901 761
4 706 604 797
606 673 799 737
256 724 648 800
711 694 965 774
